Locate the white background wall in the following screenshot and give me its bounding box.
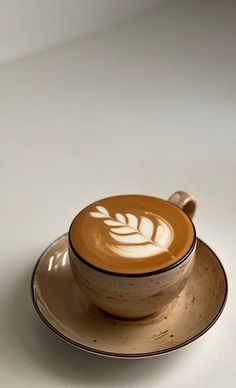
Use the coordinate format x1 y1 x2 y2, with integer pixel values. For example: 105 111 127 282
0 0 160 64
0 0 235 387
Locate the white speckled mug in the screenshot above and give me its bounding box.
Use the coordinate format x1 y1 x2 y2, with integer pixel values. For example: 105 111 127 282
69 191 197 319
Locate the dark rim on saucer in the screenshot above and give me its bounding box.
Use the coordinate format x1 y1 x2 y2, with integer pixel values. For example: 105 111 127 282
68 195 197 277
31 234 228 359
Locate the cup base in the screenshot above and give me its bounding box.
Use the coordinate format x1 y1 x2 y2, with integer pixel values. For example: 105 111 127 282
98 305 167 321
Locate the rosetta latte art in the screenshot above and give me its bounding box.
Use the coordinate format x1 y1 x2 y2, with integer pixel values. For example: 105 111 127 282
90 206 174 259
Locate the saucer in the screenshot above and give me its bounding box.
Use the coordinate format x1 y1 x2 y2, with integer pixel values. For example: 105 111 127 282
31 234 227 358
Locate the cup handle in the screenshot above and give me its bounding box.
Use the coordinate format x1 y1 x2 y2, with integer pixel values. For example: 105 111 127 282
168 191 196 219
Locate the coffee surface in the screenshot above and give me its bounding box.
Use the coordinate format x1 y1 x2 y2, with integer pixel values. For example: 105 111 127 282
69 195 195 274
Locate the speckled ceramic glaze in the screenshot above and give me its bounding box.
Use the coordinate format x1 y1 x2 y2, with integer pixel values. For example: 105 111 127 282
69 245 196 319
31 234 227 358
68 191 197 318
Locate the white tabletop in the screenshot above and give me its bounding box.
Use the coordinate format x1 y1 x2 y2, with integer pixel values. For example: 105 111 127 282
0 0 235 387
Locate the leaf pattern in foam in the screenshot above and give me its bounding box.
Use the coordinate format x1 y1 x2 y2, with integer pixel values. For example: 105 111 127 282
155 224 172 247
90 212 108 218
96 206 110 216
115 213 126 223
89 206 173 259
126 213 138 228
110 232 148 244
139 217 154 239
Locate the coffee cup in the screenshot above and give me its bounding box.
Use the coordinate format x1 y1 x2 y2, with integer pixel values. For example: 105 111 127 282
69 191 197 319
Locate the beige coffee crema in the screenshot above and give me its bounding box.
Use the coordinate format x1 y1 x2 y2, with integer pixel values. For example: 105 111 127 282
69 195 195 274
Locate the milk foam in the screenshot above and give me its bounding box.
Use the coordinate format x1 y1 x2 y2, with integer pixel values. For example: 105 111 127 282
90 206 174 259
70 195 195 274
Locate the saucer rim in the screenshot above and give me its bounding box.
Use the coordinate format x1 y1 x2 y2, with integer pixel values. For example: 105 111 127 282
31 233 228 359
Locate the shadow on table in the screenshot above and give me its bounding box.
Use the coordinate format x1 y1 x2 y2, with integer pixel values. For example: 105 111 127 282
9 260 196 386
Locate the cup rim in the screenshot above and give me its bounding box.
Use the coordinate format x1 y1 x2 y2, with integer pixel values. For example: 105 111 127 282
68 194 197 277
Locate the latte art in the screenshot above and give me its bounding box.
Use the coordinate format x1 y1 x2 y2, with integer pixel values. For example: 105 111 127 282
69 195 195 274
90 206 174 259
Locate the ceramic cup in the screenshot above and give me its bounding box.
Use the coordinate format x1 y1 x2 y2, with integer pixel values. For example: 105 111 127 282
69 191 197 319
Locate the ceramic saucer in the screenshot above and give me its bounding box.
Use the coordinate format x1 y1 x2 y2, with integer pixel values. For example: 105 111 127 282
31 234 227 359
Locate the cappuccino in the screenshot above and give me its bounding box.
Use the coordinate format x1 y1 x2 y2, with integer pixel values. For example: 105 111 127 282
69 195 195 274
